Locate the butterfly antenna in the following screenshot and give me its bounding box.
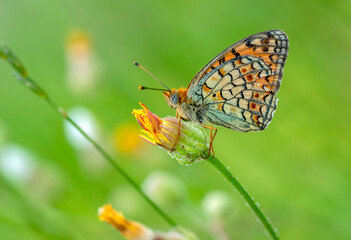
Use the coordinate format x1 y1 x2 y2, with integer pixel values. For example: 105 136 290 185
134 61 170 91
139 86 169 91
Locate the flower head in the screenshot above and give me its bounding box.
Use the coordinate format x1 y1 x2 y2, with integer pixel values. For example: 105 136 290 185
98 204 153 240
98 204 198 240
132 103 167 147
132 103 209 165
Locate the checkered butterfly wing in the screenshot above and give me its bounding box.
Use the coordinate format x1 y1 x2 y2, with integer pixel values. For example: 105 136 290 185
187 30 289 131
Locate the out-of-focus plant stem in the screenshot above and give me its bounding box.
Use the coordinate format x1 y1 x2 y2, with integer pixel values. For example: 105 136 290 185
205 154 279 240
0 44 177 227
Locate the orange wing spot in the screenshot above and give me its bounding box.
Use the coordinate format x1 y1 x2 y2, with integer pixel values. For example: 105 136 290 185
269 54 278 61
258 83 265 90
250 53 271 64
204 60 224 74
252 115 261 127
224 52 235 62
203 84 211 95
211 91 224 101
265 85 276 91
256 75 279 87
262 38 270 44
260 75 277 85
268 63 277 70
234 44 247 53
217 103 224 111
238 48 256 56
241 68 248 73
267 75 276 84
250 102 257 110
262 46 269 52
254 93 260 98
219 68 225 76
204 52 239 75
257 81 276 91
253 53 271 57
245 74 254 82
268 75 278 84
256 78 269 85
235 59 243 65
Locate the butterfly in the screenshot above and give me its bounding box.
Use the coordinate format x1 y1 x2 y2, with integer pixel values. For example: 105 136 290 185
138 30 289 155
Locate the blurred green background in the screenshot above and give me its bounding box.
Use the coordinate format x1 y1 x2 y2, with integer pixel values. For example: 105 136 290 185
0 0 351 239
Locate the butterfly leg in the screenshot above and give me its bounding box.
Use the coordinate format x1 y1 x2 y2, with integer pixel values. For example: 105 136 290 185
201 124 218 158
170 114 181 153
209 123 218 154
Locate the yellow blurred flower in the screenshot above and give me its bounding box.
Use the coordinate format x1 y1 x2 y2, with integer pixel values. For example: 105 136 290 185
65 30 97 94
113 124 143 155
66 30 91 57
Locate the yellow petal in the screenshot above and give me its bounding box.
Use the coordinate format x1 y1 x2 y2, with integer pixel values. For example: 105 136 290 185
140 130 161 145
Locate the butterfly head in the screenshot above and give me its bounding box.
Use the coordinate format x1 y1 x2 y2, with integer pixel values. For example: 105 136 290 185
163 88 187 109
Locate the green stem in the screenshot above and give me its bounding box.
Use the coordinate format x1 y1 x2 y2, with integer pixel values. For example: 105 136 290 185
0 44 176 227
46 99 176 226
205 154 279 240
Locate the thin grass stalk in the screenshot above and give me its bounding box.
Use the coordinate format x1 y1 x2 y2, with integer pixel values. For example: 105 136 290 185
0 44 177 227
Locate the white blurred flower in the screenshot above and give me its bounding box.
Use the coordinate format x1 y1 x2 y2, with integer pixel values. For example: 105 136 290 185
0 144 35 183
202 191 232 240
141 171 186 206
0 144 64 202
64 106 98 151
64 106 106 173
201 190 231 217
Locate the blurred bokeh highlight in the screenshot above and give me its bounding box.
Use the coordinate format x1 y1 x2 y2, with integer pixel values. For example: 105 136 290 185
0 0 350 239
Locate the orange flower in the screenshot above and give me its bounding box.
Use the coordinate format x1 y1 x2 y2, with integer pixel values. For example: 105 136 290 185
132 103 177 150
98 204 198 240
98 204 153 239
132 103 209 165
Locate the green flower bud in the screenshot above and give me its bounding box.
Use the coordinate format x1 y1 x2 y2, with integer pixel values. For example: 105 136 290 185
133 103 209 165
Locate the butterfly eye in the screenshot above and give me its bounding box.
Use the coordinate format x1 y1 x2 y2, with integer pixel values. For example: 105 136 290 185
170 94 178 104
